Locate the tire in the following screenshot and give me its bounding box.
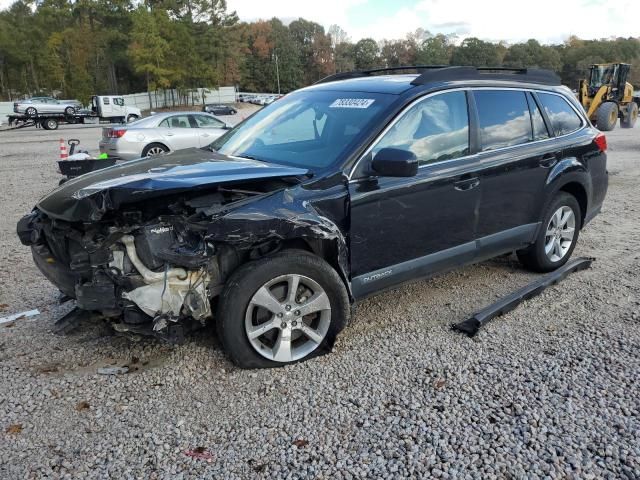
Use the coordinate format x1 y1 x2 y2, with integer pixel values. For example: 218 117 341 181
64 106 75 116
42 118 58 130
230 109 237 115
595 102 618 131
127 114 139 123
517 192 582 272
217 250 350 369
141 143 169 157
620 102 638 128
25 107 37 117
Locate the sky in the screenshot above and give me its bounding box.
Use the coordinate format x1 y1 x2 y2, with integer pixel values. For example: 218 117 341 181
0 0 637 45
227 0 640 44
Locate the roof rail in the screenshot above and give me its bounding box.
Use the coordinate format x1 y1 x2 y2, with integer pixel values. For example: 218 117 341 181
410 66 561 86
314 65 448 85
314 65 561 86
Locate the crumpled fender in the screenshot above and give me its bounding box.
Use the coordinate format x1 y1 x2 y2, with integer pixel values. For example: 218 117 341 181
198 184 352 296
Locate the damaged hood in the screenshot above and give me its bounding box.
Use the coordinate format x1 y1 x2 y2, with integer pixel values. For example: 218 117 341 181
37 148 309 221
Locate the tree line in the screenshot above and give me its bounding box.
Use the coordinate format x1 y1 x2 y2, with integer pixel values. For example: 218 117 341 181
1 0 640 103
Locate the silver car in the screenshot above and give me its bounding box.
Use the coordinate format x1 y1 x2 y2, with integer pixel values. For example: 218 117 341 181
13 97 81 116
99 112 231 160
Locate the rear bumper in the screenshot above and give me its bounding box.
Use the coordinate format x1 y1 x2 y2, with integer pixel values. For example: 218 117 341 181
98 139 141 161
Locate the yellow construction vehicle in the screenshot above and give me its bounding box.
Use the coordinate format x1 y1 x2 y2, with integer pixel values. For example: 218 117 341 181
578 63 639 131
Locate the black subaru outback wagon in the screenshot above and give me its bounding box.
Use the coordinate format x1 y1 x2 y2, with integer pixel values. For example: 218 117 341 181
18 66 608 368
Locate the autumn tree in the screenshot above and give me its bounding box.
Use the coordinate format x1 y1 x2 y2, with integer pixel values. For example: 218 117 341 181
450 37 501 67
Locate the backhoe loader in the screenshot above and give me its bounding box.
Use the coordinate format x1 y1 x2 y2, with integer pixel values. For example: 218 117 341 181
578 63 639 131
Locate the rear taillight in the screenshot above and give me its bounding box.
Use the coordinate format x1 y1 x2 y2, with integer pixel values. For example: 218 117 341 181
107 128 126 138
594 133 607 152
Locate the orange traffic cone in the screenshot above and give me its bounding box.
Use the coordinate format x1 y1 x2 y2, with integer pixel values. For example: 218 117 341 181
59 139 68 160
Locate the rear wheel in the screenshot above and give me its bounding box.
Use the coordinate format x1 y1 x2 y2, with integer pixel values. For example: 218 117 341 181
517 192 581 272
141 143 169 157
127 114 139 123
42 118 58 130
217 250 350 368
25 107 37 117
620 102 638 128
595 102 618 131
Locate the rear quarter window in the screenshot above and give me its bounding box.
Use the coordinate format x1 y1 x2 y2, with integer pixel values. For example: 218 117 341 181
537 92 583 136
473 90 532 151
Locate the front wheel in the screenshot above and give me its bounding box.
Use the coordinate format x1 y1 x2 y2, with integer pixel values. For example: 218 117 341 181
64 106 75 116
517 192 581 272
127 114 139 123
217 250 350 368
595 102 618 131
42 118 58 130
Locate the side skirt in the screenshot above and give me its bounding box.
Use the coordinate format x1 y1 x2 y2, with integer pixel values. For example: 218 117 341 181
350 223 539 300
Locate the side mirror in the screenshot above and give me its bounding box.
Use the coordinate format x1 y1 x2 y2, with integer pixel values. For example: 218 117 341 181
371 148 419 177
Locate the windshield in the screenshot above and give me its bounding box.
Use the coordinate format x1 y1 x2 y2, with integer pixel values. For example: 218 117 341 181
209 90 394 170
590 65 617 88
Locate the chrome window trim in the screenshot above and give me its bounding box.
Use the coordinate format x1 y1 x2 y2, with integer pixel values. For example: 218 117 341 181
347 86 587 182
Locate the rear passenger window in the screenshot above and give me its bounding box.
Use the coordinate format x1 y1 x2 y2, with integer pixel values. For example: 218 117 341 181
474 90 532 151
527 93 550 141
373 91 469 165
537 92 583 136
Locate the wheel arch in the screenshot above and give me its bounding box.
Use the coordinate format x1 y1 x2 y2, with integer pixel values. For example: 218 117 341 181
142 142 170 156
559 181 588 228
199 189 353 300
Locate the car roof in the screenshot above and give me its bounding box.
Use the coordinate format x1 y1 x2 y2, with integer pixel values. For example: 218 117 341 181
124 111 221 128
151 111 216 119
307 67 563 95
305 74 418 94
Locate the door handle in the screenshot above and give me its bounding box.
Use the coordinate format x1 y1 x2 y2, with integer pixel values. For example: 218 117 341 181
539 154 558 168
166 132 174 136
201 133 210 137
454 177 480 191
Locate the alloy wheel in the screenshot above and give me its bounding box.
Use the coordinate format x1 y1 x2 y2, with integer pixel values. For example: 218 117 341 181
146 146 166 156
244 274 331 362
544 206 576 262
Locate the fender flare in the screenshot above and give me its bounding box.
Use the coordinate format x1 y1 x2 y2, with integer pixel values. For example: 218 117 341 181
537 157 592 230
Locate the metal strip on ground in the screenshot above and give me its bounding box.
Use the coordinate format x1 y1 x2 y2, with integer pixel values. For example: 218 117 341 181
452 257 595 337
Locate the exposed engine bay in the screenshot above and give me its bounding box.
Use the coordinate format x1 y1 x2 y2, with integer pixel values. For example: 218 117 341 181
18 173 350 343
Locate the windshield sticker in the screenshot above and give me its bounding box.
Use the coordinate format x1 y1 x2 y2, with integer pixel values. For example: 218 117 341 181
329 98 375 109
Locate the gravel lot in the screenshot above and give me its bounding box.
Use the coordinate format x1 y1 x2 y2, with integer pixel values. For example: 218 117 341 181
0 118 639 479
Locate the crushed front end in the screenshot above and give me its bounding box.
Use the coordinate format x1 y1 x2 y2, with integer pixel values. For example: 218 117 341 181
16 150 350 343
16 186 263 342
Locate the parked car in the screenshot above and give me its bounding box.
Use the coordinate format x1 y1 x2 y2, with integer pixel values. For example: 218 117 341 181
18 66 608 368
98 111 230 160
202 104 237 115
13 96 81 117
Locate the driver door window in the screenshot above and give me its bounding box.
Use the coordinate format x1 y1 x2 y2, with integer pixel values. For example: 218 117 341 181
372 91 469 165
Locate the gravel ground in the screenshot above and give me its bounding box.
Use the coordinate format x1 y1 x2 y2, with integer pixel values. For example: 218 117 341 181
0 120 639 479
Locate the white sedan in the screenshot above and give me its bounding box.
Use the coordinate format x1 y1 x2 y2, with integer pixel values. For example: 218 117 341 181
13 97 81 116
99 112 232 160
